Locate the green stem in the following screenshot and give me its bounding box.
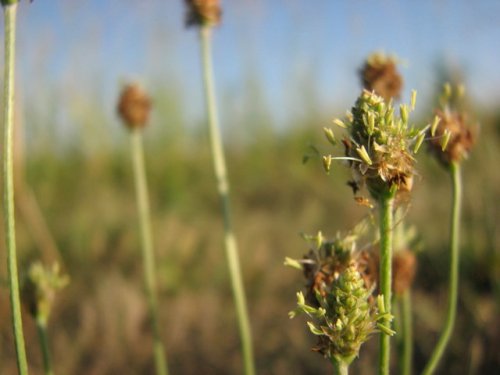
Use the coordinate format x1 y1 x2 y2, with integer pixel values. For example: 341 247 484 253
422 162 462 375
378 192 395 375
2 3 29 375
36 317 53 375
401 291 413 375
332 358 349 375
130 130 169 375
199 26 255 375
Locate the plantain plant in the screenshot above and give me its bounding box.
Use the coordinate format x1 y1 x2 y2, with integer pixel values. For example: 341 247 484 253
22 262 69 375
117 83 169 375
422 83 476 375
286 228 395 375
183 1 256 374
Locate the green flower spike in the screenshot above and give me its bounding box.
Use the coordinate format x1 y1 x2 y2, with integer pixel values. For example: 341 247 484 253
326 89 424 201
288 228 393 373
291 263 393 367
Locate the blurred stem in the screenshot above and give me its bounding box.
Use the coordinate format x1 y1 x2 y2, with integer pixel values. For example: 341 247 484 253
130 130 169 375
13 74 62 266
2 4 29 375
199 26 255 375
378 191 395 375
423 162 462 375
36 317 53 375
401 291 413 375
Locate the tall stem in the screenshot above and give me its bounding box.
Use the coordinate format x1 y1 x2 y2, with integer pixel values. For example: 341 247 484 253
199 26 255 375
401 291 413 375
36 318 53 375
422 162 461 375
378 192 395 375
2 3 29 374
130 130 169 375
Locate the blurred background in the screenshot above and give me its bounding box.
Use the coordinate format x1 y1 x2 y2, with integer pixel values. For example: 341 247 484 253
0 0 499 374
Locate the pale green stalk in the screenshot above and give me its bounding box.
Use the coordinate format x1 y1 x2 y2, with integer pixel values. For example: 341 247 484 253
422 162 462 375
35 317 53 375
378 192 395 375
2 3 29 374
401 291 413 375
130 130 168 375
332 358 349 375
199 26 255 375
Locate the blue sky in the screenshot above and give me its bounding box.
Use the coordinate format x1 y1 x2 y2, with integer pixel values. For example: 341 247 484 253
7 0 500 136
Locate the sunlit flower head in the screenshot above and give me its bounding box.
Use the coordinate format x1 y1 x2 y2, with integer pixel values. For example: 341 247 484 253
184 0 222 28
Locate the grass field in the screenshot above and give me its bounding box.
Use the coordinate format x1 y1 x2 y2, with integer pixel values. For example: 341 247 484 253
0 86 498 373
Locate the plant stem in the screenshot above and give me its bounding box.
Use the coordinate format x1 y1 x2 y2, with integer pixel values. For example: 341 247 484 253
36 317 53 375
2 3 29 375
378 192 395 375
199 26 255 375
422 162 462 375
401 291 413 375
332 358 349 375
130 130 168 375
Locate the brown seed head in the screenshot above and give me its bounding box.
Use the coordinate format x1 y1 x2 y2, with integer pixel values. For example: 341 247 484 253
355 249 379 292
392 249 417 296
302 246 349 306
117 83 152 130
428 108 476 166
359 247 417 296
360 53 403 101
185 0 222 28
